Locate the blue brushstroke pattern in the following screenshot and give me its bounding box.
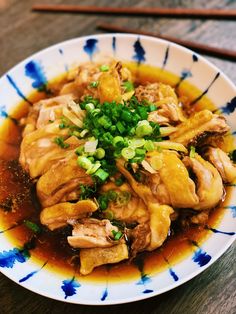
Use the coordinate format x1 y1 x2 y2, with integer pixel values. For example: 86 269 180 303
143 289 153 294
135 257 153 293
181 69 192 80
220 96 236 115
0 248 29 268
176 69 192 88
6 74 32 104
169 268 179 281
133 38 146 64
0 105 8 118
112 36 116 53
19 261 48 283
224 205 236 218
83 38 99 60
190 72 220 105
61 277 81 299
101 287 108 301
137 273 152 286
232 131 236 136
25 60 47 91
162 45 169 68
192 248 211 267
58 48 69 72
192 54 198 62
209 228 235 236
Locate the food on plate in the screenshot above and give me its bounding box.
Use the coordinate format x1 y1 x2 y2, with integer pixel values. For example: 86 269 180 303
13 60 236 275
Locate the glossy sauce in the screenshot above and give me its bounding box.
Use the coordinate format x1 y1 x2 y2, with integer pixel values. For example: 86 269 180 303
0 63 233 283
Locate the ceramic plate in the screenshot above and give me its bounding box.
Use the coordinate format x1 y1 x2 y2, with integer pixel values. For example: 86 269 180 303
0 34 235 305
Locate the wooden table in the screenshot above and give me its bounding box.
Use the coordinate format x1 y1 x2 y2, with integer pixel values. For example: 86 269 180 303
0 0 235 313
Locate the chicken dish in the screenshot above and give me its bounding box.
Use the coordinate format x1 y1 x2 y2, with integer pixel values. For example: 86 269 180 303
19 61 236 275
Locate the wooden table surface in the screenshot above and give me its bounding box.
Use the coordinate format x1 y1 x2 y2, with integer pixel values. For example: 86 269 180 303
0 0 236 313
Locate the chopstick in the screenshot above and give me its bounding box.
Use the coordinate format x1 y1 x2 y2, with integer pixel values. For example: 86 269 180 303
32 4 236 19
97 23 236 62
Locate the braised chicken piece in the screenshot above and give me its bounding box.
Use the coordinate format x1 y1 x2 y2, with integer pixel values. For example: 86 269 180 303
37 154 93 207
67 218 120 248
40 199 98 231
170 110 229 146
129 223 151 257
117 159 173 252
145 151 199 208
135 82 186 125
183 153 224 210
204 147 236 183
100 182 149 224
80 242 129 275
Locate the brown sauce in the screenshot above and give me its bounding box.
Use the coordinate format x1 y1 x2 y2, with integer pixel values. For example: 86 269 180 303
0 63 233 283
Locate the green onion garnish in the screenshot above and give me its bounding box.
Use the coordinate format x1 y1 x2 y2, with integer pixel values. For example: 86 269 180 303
24 220 41 234
190 146 196 158
135 120 153 137
94 168 109 182
122 81 134 92
100 64 109 72
95 147 106 159
112 230 123 240
77 156 93 170
121 147 135 160
90 81 99 88
53 137 70 149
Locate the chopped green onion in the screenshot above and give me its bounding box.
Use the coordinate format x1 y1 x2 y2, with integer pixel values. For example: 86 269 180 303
135 120 153 137
100 64 110 72
107 190 117 201
80 129 89 137
86 161 101 174
75 146 84 155
95 148 105 159
112 230 123 240
149 104 157 112
121 147 135 160
24 220 41 234
90 81 99 88
121 110 132 122
87 156 95 163
72 130 80 137
135 148 146 156
98 195 109 211
116 121 126 134
85 103 95 111
144 140 155 151
190 146 196 158
94 168 109 182
122 81 134 92
77 156 93 170
53 137 70 149
115 176 125 186
104 210 114 220
98 115 112 129
129 138 146 148
116 191 131 205
113 136 124 148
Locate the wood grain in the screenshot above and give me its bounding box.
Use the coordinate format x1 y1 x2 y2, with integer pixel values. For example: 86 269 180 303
0 1 235 313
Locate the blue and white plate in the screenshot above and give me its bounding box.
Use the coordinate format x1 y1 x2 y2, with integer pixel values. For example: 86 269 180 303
0 34 235 305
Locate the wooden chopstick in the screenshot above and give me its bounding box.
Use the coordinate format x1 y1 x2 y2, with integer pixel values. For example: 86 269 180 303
97 23 236 62
32 4 236 19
